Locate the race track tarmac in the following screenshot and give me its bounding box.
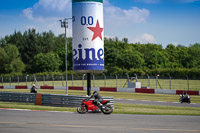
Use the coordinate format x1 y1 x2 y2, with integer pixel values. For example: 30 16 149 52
115 99 200 108
0 109 200 133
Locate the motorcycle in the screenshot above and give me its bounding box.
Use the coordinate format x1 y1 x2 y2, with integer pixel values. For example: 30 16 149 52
77 98 113 114
179 94 191 104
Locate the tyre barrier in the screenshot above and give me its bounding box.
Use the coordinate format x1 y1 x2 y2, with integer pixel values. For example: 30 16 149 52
0 86 199 95
0 92 36 103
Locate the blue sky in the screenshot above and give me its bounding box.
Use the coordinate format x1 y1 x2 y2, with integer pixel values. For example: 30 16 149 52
0 0 200 47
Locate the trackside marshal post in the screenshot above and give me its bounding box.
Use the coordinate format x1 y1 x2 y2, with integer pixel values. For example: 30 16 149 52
72 0 104 95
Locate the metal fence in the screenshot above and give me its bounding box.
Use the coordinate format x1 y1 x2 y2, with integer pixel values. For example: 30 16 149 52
0 92 114 107
1 74 200 91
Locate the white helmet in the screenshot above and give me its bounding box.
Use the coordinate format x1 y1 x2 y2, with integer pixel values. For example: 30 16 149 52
33 84 35 86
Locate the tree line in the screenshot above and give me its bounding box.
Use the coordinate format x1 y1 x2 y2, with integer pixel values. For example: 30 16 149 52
0 29 200 78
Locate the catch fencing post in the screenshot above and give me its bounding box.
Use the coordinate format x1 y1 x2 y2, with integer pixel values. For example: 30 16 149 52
9 76 11 86
147 74 150 88
115 74 118 88
71 74 74 87
62 75 64 86
186 75 189 90
52 75 54 86
169 75 171 90
156 74 159 89
33 74 37 85
26 75 29 86
103 73 106 87
126 73 129 83
17 75 19 85
82 74 85 87
92 74 95 87
135 74 138 82
1 76 3 86
43 75 45 86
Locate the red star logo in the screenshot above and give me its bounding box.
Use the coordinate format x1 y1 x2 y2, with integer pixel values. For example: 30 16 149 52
87 20 103 41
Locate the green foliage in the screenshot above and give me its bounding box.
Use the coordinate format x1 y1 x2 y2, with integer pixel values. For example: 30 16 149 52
0 44 25 74
32 52 62 73
129 69 145 76
0 72 24 77
1 29 200 78
187 43 200 68
3 29 58 72
53 36 73 71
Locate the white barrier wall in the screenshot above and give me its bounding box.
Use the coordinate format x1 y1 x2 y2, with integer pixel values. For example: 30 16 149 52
28 86 32 89
4 86 15 89
28 86 40 89
54 86 66 90
117 88 135 92
84 87 100 92
155 89 176 95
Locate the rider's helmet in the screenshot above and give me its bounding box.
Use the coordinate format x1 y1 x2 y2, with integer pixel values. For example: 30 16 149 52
33 84 35 87
183 92 186 95
93 91 97 95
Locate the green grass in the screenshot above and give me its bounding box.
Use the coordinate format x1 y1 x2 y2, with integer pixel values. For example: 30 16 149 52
0 101 199 116
0 89 200 115
114 103 200 116
0 101 76 112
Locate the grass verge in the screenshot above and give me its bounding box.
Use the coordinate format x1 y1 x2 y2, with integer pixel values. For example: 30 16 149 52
0 102 76 112
0 101 200 116
114 103 200 116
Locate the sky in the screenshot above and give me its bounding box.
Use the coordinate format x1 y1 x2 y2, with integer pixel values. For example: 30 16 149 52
0 0 200 47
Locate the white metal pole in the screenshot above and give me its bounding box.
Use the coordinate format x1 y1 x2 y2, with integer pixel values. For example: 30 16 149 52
65 25 68 95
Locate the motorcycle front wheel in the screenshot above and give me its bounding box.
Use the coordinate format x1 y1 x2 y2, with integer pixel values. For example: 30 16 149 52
188 99 191 104
101 105 113 114
179 98 183 103
77 106 87 114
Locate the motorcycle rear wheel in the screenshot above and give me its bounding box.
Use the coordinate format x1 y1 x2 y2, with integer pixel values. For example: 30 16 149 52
101 105 113 114
77 106 87 114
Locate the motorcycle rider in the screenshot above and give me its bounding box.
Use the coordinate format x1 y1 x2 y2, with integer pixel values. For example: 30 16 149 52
30 84 37 93
180 91 190 103
182 91 190 99
89 91 103 107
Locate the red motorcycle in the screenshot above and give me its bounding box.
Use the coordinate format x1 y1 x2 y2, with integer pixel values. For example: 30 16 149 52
77 98 113 114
